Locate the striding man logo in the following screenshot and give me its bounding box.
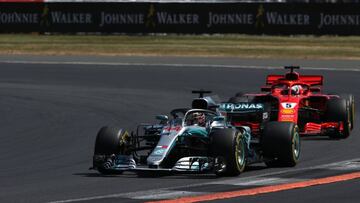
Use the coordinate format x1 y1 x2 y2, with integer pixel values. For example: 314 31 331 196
145 4 156 28
255 4 265 29
40 5 50 27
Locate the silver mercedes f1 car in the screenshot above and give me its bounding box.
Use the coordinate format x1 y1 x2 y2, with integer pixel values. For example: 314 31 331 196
91 90 300 176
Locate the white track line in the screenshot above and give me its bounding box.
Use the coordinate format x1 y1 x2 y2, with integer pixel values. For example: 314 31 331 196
48 158 360 203
130 190 208 200
0 60 360 72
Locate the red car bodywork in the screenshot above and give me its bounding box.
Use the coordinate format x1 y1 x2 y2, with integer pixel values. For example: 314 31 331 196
233 67 349 137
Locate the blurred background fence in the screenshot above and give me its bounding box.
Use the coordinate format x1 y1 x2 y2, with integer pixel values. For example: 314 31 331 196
0 0 360 35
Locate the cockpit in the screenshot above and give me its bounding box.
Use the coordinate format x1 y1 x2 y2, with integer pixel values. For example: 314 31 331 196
183 110 218 127
272 84 309 96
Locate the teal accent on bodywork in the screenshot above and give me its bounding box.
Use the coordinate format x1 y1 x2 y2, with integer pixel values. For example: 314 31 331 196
213 116 225 122
183 126 208 137
241 126 251 151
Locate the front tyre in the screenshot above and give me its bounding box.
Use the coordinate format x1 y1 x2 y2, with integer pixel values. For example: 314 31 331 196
93 126 131 174
341 94 355 130
210 128 246 176
325 98 351 139
262 122 300 167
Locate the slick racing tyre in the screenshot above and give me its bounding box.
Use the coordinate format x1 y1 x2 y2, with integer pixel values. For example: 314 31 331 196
95 126 131 155
340 94 355 130
262 122 300 167
325 98 351 139
210 128 246 177
94 126 131 174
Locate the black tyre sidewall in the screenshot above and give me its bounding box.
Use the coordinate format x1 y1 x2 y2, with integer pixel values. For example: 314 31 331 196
210 128 246 176
262 122 300 167
340 94 355 130
326 98 351 138
350 95 355 130
94 126 124 155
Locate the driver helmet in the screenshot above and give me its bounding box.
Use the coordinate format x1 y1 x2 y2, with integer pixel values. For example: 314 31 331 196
192 112 206 126
291 85 303 95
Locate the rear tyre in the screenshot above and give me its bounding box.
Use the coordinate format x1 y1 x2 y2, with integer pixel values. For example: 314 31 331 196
94 126 131 174
262 122 300 167
210 128 246 176
325 98 351 139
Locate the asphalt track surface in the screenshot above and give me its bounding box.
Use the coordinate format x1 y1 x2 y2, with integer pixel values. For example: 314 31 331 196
0 56 359 203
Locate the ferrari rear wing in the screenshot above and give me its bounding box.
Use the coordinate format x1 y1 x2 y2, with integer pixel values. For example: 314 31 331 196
266 75 323 86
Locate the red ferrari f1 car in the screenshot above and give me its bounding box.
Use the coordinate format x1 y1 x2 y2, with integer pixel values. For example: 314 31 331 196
228 66 355 139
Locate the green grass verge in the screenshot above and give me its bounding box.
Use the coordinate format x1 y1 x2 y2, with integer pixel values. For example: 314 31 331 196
1 34 360 59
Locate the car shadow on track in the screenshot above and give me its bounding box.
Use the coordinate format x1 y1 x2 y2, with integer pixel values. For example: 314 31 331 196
73 172 220 179
73 165 268 179
301 136 341 141
245 165 268 171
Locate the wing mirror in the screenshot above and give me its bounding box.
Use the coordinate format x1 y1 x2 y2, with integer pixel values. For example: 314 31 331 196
156 115 169 124
213 116 225 122
210 116 226 128
310 87 321 93
261 86 271 92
